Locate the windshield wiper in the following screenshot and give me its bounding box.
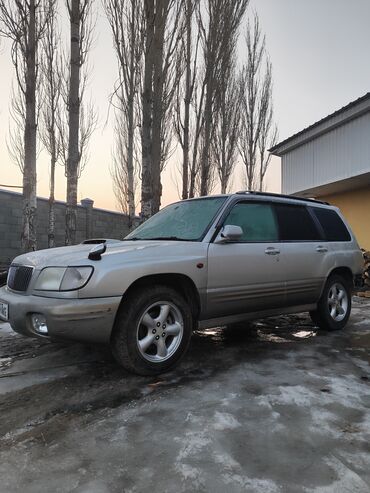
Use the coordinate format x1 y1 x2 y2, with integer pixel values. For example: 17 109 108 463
122 236 194 241
141 236 193 241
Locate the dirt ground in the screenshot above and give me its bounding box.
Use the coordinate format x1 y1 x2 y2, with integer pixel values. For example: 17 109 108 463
0 299 370 493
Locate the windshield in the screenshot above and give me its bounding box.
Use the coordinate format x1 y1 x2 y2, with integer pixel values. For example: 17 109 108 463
125 197 227 241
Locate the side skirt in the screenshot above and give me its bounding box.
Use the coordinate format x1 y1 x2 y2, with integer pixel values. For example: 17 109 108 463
198 304 317 330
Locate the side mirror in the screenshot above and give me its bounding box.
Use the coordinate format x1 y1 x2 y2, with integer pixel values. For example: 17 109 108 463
215 225 243 244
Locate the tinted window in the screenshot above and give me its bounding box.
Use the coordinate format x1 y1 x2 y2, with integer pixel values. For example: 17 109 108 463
311 208 351 242
125 197 226 241
224 202 278 242
274 204 321 241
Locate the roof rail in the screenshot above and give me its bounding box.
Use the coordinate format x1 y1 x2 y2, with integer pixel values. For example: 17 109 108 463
235 190 329 206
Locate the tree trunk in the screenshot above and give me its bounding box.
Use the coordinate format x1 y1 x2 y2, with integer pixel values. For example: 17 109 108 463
220 146 227 194
140 0 155 220
259 162 263 192
127 95 135 222
151 2 166 215
182 0 193 199
48 143 56 248
182 0 192 200
22 0 37 252
200 84 213 196
66 0 81 245
127 2 136 222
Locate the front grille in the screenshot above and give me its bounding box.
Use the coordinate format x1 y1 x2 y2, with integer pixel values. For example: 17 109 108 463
7 265 34 292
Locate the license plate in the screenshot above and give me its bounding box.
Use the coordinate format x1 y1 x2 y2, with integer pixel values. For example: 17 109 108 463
0 302 9 321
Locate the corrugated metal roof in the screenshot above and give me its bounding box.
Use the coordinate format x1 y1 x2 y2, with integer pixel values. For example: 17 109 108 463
269 92 370 155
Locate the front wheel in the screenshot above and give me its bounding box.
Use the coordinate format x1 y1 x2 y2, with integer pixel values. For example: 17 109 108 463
310 274 351 331
111 285 193 375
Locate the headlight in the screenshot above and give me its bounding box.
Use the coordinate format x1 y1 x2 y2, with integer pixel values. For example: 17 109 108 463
34 267 65 291
35 267 93 291
60 267 93 291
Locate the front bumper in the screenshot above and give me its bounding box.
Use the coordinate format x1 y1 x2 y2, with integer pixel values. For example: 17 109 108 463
0 286 121 344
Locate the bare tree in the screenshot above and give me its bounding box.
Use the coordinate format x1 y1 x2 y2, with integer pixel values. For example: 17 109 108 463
149 2 168 214
188 64 206 198
7 83 26 173
140 0 155 220
111 111 129 215
64 0 96 245
212 73 241 193
197 0 248 196
151 0 183 214
104 0 144 224
141 0 184 220
211 0 245 194
110 100 141 221
238 14 277 191
257 60 278 191
0 0 51 252
173 0 200 200
39 0 61 247
197 0 223 197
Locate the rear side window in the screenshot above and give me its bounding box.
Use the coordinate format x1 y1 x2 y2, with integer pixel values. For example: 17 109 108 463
311 208 351 241
224 202 278 242
274 204 321 241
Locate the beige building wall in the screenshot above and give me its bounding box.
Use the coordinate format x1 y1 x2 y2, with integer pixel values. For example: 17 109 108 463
318 186 370 250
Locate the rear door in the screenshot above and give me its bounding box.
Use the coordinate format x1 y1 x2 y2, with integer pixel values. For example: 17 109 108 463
273 203 330 306
310 205 362 275
206 201 286 319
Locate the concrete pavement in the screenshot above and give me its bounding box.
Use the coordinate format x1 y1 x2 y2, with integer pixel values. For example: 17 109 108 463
0 299 369 492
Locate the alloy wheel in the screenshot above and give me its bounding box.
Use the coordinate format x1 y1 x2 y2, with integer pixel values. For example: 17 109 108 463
327 282 348 322
136 301 184 362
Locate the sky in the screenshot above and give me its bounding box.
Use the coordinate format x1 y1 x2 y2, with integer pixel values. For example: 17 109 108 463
1 0 370 212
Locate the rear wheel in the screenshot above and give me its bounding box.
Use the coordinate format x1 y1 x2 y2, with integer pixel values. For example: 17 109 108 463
310 274 351 331
111 285 193 375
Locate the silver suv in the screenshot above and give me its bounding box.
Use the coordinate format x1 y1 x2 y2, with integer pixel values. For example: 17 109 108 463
0 192 364 375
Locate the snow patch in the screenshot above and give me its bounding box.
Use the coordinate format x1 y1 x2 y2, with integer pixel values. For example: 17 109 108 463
222 472 280 492
0 323 15 335
175 432 211 460
271 385 316 407
214 452 240 470
212 411 241 431
304 456 370 493
74 479 111 493
176 463 200 480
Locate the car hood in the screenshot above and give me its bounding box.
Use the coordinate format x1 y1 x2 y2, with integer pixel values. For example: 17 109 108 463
12 240 203 269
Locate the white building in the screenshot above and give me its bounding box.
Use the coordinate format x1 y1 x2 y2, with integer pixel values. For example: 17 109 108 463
270 93 370 249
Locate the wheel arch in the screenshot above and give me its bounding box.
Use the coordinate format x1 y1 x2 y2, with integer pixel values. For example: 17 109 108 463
318 267 354 300
115 273 201 324
327 266 354 287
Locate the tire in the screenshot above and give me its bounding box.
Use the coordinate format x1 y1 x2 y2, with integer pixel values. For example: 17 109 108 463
310 274 352 331
111 285 193 375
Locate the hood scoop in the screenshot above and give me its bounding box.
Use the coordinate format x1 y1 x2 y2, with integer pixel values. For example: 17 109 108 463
82 238 107 245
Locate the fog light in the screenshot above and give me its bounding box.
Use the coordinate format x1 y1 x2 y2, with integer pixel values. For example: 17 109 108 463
31 314 48 335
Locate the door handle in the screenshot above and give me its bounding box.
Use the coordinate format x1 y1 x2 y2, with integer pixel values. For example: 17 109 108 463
265 247 280 256
316 246 328 253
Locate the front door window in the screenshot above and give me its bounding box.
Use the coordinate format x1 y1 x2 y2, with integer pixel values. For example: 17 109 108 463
223 202 278 242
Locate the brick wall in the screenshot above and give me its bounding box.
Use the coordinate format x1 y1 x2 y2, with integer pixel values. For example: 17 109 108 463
0 189 133 265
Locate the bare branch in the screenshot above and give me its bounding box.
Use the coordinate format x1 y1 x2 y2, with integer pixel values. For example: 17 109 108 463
197 0 248 196
63 0 96 245
104 0 144 222
0 0 53 251
238 13 277 191
141 0 186 219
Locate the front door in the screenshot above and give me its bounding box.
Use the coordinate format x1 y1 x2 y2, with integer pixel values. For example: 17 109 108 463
206 201 286 319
